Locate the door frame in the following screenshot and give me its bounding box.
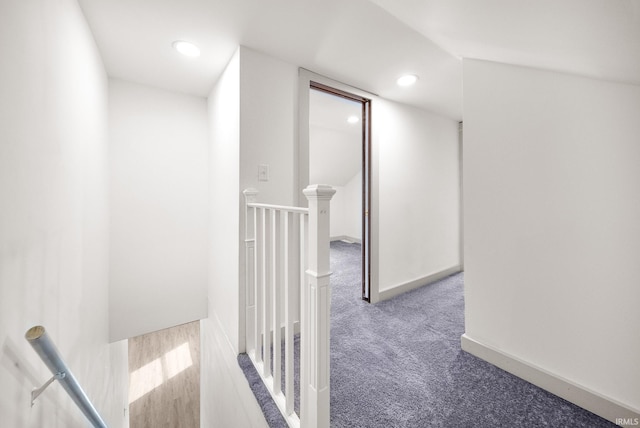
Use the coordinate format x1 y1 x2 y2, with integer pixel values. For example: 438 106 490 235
297 69 376 302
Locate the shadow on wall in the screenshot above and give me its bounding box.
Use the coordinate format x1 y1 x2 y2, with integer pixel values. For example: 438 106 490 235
1 336 76 426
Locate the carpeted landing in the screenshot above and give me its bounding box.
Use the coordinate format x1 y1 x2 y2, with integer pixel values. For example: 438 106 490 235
239 241 616 427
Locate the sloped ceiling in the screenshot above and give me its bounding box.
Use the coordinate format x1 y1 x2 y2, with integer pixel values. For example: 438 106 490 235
309 89 362 186
77 0 640 121
370 0 640 86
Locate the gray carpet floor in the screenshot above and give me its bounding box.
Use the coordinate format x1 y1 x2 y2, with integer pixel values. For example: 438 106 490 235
239 241 616 427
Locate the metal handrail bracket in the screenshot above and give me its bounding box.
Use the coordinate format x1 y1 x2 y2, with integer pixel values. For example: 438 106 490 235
31 371 66 406
25 326 108 428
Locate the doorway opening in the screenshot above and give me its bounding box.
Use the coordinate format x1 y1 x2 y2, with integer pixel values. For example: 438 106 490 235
308 81 372 301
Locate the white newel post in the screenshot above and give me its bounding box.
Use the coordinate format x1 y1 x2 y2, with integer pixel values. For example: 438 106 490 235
243 188 259 356
302 184 335 428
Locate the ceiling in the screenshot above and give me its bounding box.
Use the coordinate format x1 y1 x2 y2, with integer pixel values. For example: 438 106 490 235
77 0 640 121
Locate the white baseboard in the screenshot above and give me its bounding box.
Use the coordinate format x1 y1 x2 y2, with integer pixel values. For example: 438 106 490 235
461 334 640 427
330 235 362 244
378 265 462 302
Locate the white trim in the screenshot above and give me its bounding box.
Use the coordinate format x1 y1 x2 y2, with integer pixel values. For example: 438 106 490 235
330 235 362 244
378 265 462 302
461 334 640 427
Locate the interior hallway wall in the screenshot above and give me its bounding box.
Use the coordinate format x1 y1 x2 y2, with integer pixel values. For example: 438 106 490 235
0 0 128 426
463 58 640 419
239 47 297 207
376 99 461 298
329 172 362 242
109 79 209 342
202 49 241 428
330 185 348 239
342 172 363 242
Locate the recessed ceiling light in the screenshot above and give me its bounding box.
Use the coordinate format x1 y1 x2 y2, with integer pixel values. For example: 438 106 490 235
172 40 200 57
347 116 359 124
397 74 418 87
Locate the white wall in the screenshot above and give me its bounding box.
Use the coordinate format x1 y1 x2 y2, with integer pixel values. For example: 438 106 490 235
463 59 640 418
202 49 241 428
309 126 361 187
330 185 347 239
343 172 362 241
109 79 209 341
239 47 298 207
205 48 241 351
0 0 128 426
329 173 362 242
376 99 461 296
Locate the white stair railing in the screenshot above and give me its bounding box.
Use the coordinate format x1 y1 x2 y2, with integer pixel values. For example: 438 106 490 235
243 185 335 428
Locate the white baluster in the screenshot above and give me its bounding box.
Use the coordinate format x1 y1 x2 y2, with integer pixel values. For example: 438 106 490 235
272 209 282 394
262 209 272 377
299 210 308 422
243 188 259 356
284 211 296 415
255 207 264 364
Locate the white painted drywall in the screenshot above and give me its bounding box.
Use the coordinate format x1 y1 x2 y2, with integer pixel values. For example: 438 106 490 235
377 99 461 293
330 186 347 239
343 172 362 241
109 79 209 341
206 48 241 350
0 0 128 425
202 49 241 428
329 173 362 241
310 119 362 241
463 59 640 413
309 126 361 186
239 47 298 207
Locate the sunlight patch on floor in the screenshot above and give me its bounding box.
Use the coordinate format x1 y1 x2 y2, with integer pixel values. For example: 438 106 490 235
129 341 193 403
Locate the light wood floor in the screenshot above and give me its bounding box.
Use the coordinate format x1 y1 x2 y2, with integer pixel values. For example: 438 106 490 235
128 321 200 428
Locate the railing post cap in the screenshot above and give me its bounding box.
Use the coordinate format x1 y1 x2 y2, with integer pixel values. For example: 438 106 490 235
303 184 336 200
243 188 259 196
243 188 259 203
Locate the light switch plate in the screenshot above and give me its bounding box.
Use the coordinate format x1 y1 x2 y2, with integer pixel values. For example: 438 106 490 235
258 164 269 181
